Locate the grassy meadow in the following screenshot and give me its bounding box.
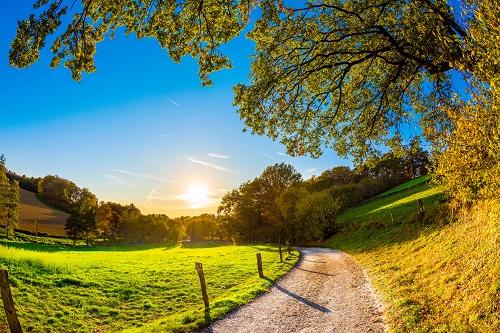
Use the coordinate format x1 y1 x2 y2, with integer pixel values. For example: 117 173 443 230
327 179 499 332
0 242 299 333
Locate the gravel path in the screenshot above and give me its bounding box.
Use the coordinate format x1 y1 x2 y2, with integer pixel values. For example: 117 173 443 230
204 248 386 333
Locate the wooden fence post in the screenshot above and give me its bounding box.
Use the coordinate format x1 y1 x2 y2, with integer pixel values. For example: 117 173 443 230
195 263 209 311
278 238 283 263
0 269 22 333
256 253 264 278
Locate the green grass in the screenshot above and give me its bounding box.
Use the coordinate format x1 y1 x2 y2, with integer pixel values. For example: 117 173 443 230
0 242 299 332
336 180 443 228
373 175 429 199
326 179 499 332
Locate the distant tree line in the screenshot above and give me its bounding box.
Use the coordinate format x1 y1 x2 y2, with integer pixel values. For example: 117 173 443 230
6 170 40 193
76 201 221 245
1 145 428 245
218 146 429 244
0 156 223 245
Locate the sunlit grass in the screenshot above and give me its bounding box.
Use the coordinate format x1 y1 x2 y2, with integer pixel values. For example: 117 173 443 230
0 242 299 332
373 175 429 199
326 179 499 332
336 182 443 227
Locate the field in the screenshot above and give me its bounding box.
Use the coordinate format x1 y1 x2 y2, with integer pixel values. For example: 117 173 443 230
326 179 499 332
17 189 68 236
0 242 299 333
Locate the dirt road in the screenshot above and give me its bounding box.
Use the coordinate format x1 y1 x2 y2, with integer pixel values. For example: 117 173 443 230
205 248 386 333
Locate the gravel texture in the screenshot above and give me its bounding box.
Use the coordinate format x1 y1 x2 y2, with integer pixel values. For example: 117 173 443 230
204 248 386 333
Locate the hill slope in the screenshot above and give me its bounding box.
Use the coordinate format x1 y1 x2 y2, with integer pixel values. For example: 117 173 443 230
326 179 499 332
17 189 69 236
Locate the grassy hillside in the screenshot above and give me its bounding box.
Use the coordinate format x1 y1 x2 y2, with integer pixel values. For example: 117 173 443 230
373 175 429 199
17 189 68 236
326 179 499 332
336 180 442 229
0 242 299 332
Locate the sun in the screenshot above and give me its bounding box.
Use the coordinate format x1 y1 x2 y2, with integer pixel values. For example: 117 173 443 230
180 183 210 208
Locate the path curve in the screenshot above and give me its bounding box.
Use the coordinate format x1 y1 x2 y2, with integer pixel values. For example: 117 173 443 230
205 248 386 333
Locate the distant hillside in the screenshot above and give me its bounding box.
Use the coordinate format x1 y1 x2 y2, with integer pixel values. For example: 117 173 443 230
18 189 68 236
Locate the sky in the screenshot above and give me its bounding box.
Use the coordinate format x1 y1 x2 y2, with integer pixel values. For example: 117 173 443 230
0 2 350 217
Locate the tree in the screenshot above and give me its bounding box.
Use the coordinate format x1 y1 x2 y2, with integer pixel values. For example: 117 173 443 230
218 163 301 242
9 0 490 160
6 170 41 193
431 0 499 205
257 163 302 243
280 187 341 243
308 166 357 192
185 214 217 242
65 213 86 245
295 191 341 242
4 181 20 239
119 204 142 243
65 188 97 245
0 156 20 239
95 202 115 243
218 182 266 242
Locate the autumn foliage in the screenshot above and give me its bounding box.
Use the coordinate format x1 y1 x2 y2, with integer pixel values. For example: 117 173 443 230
432 0 499 205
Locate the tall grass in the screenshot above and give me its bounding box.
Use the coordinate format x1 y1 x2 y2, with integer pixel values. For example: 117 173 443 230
327 179 499 332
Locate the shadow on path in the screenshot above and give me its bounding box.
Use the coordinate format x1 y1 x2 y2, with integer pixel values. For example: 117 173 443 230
274 285 331 313
296 267 336 276
302 259 327 263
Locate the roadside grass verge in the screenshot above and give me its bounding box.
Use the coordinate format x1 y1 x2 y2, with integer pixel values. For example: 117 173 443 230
0 242 299 332
326 180 499 332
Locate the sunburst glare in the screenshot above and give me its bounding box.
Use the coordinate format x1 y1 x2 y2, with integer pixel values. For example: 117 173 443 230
179 183 210 208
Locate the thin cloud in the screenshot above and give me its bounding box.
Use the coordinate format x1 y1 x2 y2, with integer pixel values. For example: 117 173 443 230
145 188 156 204
105 174 137 188
262 153 277 162
185 156 236 173
276 152 288 156
305 168 317 173
166 97 179 106
114 169 178 184
144 190 183 203
208 152 229 159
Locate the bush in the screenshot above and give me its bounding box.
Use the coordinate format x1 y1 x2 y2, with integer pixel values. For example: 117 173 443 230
281 190 341 243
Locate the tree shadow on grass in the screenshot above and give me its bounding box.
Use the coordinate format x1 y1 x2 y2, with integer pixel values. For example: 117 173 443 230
0 240 177 253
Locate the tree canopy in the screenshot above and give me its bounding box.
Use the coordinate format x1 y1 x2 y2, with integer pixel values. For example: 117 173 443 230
10 0 494 160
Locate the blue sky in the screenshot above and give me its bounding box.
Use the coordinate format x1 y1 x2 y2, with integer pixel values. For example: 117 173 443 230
0 2 349 216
